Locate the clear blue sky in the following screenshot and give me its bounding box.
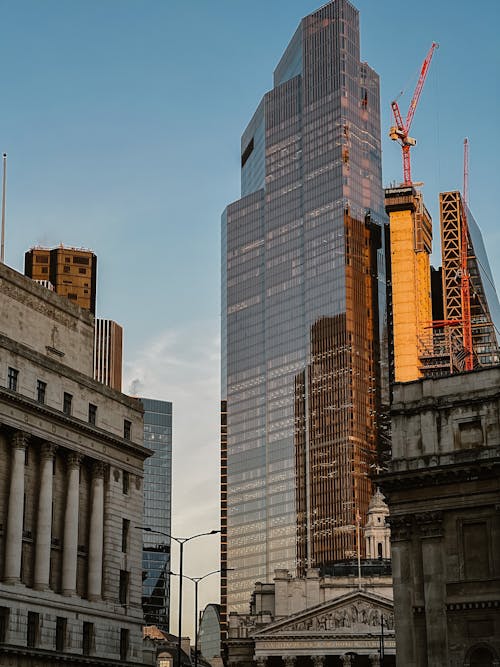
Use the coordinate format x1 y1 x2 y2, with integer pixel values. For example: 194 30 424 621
2 0 499 634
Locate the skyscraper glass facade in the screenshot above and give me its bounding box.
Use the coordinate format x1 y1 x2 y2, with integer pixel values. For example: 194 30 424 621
222 0 388 614
141 398 172 630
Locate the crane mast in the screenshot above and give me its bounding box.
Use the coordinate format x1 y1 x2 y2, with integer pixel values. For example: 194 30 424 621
461 138 474 370
389 42 438 185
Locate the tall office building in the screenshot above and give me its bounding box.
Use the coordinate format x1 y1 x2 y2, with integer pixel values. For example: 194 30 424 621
140 398 172 631
222 0 387 614
94 319 123 392
25 245 97 313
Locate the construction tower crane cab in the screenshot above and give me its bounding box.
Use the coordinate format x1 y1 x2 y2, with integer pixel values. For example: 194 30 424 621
389 42 438 185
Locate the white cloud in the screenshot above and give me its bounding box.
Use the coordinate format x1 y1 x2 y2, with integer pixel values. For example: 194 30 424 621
123 319 221 640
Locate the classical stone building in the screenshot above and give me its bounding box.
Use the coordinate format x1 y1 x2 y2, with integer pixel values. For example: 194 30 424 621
0 261 150 665
381 369 500 666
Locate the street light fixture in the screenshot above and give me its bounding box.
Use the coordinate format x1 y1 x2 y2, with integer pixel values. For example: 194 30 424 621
136 527 220 667
170 568 231 667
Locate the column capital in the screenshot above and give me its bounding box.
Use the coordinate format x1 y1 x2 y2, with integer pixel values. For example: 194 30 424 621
312 656 325 667
282 657 296 667
254 658 267 667
91 460 106 478
11 431 29 450
40 442 57 460
66 452 83 469
369 654 381 667
388 514 413 542
341 655 354 667
416 511 443 538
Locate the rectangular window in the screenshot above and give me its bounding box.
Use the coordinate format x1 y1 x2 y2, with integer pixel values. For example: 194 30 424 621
123 419 131 440
37 380 47 404
73 256 89 265
119 570 129 605
63 392 72 416
122 471 129 495
120 628 129 661
55 616 66 652
27 611 39 648
63 265 71 273
0 607 9 643
122 519 130 553
7 367 18 391
88 403 97 425
82 622 94 655
78 268 87 274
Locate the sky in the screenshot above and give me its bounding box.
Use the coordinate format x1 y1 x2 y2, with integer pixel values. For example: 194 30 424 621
1 0 499 639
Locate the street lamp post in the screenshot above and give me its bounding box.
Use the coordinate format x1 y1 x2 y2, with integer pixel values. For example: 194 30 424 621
137 527 220 667
170 568 224 667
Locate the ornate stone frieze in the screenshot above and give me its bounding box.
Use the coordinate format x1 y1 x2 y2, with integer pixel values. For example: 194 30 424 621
286 601 394 632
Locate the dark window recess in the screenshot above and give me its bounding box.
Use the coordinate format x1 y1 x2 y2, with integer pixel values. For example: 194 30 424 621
7 367 18 391
122 519 130 553
63 392 72 416
78 268 86 274
73 256 89 265
67 293 78 300
36 255 49 263
124 419 132 440
64 257 70 263
0 607 9 643
63 265 71 273
55 617 66 652
463 521 489 579
41 266 48 274
119 570 129 605
37 380 47 404
27 611 39 648
82 622 94 655
122 471 130 495
120 628 129 661
88 403 97 425
241 137 254 168
377 542 383 559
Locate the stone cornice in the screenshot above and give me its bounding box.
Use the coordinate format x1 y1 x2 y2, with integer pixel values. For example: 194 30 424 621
379 452 500 492
0 388 151 460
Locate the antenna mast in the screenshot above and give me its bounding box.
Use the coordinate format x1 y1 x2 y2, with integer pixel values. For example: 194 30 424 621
1 153 6 263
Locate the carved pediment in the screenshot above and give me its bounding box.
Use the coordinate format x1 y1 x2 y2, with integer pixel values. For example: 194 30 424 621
251 591 394 638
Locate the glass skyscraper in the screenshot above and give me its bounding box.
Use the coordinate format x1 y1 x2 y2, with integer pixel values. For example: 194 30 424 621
141 398 173 630
221 0 388 616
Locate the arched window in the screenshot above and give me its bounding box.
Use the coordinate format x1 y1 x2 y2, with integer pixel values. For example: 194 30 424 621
377 542 383 559
465 643 498 667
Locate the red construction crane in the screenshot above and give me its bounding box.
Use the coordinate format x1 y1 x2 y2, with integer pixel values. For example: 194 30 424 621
389 42 438 185
461 138 474 370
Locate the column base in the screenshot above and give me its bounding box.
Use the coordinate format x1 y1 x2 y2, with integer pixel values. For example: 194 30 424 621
62 589 77 597
3 577 22 585
87 594 102 602
33 583 50 591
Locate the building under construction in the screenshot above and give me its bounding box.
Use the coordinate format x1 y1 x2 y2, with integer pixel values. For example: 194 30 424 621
420 191 500 376
385 186 433 384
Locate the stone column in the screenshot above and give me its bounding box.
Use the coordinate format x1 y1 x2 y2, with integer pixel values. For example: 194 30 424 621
369 654 381 667
62 452 82 596
418 511 448 667
341 655 353 667
4 431 29 583
389 514 416 666
87 461 105 601
34 443 57 590
254 658 267 667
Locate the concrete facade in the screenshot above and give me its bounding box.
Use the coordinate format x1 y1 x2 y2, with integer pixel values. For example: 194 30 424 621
0 261 150 665
381 368 500 666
